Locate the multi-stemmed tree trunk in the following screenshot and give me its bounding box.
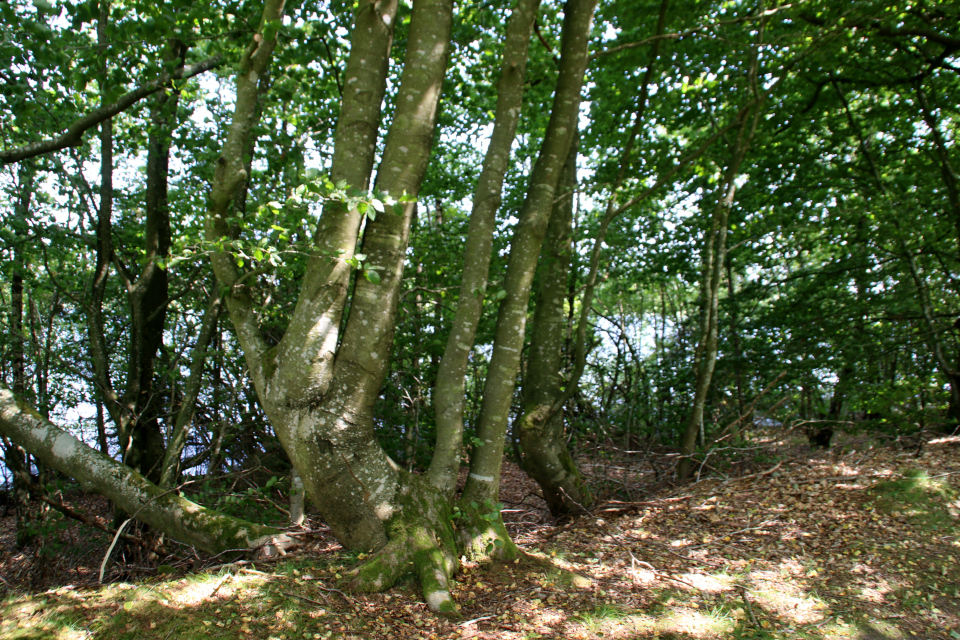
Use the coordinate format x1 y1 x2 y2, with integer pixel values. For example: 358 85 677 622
458 0 597 556
515 135 593 517
677 111 762 481
2 0 590 613
202 0 468 611
675 8 769 480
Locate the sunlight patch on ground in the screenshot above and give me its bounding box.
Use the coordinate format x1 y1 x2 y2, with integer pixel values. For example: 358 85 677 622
659 607 736 637
162 569 270 607
746 570 829 624
674 571 732 592
1 592 93 639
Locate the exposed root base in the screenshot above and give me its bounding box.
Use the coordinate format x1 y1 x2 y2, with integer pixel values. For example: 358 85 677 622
455 500 519 563
252 533 299 559
345 474 461 616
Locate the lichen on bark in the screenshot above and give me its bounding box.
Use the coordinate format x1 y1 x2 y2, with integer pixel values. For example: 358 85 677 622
346 473 460 615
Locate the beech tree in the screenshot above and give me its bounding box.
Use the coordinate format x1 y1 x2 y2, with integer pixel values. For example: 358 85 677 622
1 0 957 614
0 0 597 612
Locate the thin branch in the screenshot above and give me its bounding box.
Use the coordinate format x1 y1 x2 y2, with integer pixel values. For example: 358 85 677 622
1 55 224 165
534 19 560 67
592 2 805 60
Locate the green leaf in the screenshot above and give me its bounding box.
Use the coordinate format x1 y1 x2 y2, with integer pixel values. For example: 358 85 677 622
262 18 282 42
364 270 381 285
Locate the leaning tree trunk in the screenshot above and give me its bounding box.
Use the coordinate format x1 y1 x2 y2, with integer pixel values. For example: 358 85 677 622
0 389 293 556
459 0 598 559
514 0 675 510
515 134 593 516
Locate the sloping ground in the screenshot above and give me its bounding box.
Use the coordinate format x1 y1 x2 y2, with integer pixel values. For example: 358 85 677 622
2 434 959 640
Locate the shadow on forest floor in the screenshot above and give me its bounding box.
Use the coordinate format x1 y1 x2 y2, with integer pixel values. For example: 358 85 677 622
1 432 959 639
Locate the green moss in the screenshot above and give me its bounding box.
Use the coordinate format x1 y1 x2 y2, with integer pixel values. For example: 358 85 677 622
347 541 410 592
347 472 463 613
455 500 520 563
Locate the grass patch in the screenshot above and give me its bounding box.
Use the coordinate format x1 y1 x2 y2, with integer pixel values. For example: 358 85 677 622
868 468 959 531
0 597 90 639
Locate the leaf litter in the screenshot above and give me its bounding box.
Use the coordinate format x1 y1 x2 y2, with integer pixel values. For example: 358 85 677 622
2 433 959 639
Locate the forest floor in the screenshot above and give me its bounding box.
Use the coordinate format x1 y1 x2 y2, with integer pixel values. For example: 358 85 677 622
1 430 959 640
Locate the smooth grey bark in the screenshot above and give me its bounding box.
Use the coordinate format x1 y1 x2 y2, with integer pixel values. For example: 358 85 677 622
289 468 305 526
429 0 542 494
262 0 399 406
515 134 592 516
203 0 460 611
515 0 670 515
459 0 598 558
0 389 293 556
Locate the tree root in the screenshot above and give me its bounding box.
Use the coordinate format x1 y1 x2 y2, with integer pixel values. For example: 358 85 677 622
455 499 519 563
345 474 460 616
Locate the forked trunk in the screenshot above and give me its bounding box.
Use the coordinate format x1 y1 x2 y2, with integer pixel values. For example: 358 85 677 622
516 135 593 516
459 0 597 557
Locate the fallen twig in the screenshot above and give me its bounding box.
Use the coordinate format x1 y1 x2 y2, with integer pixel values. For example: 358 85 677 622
99 518 132 584
282 590 328 607
593 495 692 514
736 585 760 628
314 583 356 605
730 461 783 483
